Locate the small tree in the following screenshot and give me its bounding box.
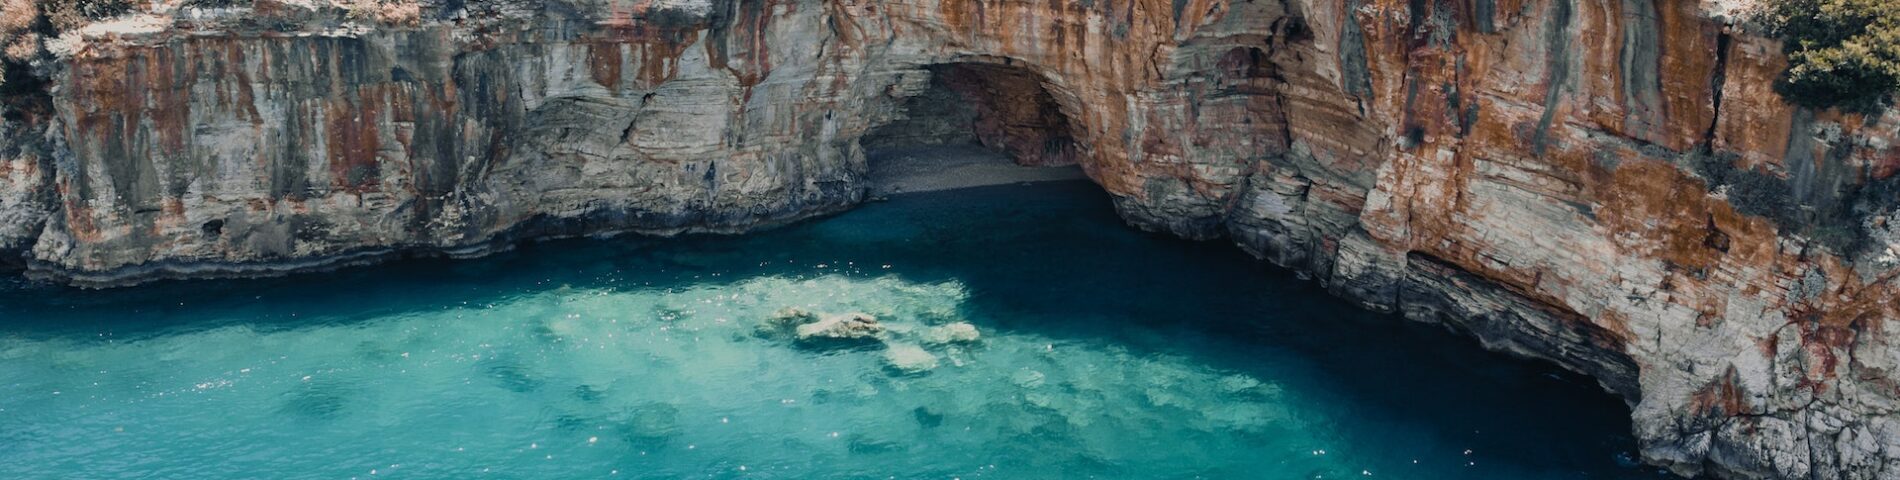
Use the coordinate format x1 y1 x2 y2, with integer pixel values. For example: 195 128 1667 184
1757 0 1900 112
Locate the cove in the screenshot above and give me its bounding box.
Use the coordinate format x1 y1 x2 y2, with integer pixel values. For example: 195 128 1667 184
0 181 1677 479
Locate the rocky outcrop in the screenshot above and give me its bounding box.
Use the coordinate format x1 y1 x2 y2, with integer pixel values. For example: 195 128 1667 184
1 0 1898 478
1234 1 1900 478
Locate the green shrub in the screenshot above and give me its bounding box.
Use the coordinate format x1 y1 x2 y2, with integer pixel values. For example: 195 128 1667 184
1757 0 1900 112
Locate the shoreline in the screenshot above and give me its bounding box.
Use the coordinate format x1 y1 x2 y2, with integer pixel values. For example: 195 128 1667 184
866 144 1087 196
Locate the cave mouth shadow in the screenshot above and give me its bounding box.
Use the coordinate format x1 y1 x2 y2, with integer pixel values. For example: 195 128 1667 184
863 62 1081 167
859 62 1089 196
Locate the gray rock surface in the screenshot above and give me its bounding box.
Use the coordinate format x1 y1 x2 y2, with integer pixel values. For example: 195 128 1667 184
0 111 53 268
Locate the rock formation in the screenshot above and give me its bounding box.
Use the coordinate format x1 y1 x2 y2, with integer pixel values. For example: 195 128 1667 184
794 312 885 343
2 0 1898 478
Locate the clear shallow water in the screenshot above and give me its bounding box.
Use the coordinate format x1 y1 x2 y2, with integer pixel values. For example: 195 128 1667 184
0 182 1676 479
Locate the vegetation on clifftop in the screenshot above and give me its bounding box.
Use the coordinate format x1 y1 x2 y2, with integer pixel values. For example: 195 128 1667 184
1 0 140 89
0 0 430 89
1756 0 1900 112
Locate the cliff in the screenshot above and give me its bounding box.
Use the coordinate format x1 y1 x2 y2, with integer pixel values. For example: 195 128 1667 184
1 0 1898 478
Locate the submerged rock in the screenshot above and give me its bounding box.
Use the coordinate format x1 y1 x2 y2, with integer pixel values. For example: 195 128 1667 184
615 402 683 449
881 342 939 374
912 406 945 428
571 384 606 403
922 322 981 344
279 381 351 420
772 307 818 323
756 307 820 338
1012 370 1047 389
845 433 906 455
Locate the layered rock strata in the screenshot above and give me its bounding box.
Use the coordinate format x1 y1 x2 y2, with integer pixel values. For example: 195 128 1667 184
2 0 1899 478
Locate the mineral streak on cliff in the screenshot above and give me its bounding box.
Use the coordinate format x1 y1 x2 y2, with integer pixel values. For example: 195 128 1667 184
1 0 1898 478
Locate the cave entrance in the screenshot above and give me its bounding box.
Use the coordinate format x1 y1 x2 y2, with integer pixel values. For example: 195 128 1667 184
861 62 1087 196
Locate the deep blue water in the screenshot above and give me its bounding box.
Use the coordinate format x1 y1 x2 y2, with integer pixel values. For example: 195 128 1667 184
0 181 1676 479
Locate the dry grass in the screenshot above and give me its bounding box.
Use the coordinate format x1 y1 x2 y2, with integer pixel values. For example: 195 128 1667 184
0 0 431 87
0 0 37 34
4 33 36 62
0 0 38 86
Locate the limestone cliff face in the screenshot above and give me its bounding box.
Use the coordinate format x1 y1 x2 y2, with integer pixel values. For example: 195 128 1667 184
1 0 1898 478
1242 1 1900 478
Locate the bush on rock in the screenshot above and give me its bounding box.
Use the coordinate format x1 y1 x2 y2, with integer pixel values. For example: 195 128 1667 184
1756 0 1900 112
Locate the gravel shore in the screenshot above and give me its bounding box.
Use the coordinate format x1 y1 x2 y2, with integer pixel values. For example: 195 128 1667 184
866 144 1087 196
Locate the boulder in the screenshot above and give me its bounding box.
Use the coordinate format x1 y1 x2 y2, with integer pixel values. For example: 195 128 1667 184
794 312 884 343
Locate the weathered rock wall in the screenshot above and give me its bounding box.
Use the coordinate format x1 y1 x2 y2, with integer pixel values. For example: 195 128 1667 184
1226 0 1900 478
29 7 873 284
1 0 1898 478
0 105 53 267
15 0 1284 283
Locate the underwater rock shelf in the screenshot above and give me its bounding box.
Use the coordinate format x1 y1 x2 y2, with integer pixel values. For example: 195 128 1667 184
0 183 1665 478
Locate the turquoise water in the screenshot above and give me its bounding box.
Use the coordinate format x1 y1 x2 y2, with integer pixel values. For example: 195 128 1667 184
0 182 1674 479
